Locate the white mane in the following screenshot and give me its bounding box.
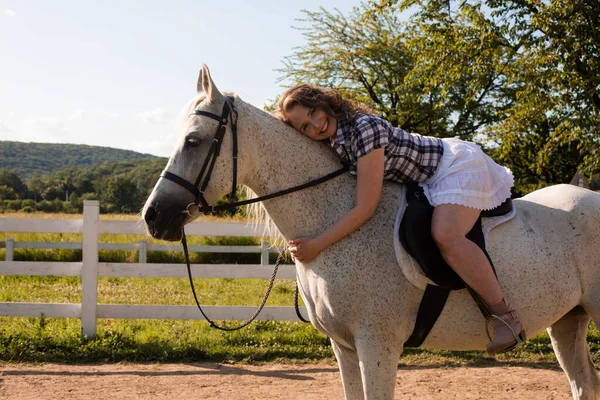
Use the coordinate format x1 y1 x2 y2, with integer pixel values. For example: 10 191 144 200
244 186 286 250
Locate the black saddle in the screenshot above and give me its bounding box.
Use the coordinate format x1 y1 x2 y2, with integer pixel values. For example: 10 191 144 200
399 184 513 347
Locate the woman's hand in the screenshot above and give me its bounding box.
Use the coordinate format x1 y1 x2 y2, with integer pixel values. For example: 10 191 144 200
288 237 322 264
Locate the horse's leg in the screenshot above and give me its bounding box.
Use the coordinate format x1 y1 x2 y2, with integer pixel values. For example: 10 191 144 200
547 306 600 400
355 331 401 400
331 340 365 400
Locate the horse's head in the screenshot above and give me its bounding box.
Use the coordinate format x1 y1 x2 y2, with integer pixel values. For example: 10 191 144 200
142 65 241 241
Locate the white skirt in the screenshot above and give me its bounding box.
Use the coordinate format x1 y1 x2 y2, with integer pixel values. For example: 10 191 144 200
421 138 514 210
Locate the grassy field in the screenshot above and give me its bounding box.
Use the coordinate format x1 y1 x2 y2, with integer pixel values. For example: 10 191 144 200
1 212 598 366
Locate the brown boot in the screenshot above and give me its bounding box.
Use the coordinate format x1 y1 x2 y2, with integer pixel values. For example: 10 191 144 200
485 298 526 354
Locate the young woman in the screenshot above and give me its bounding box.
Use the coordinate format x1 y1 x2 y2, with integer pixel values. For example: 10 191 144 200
276 84 524 354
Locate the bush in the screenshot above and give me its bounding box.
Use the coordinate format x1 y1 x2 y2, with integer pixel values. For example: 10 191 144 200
36 200 52 212
69 194 83 213
0 185 17 200
20 206 35 213
21 199 35 208
52 198 64 212
2 199 22 211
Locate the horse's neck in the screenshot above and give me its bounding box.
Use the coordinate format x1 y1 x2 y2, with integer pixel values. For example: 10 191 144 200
237 101 355 239
236 100 414 298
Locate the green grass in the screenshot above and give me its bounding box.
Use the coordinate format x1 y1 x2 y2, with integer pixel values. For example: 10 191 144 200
0 318 331 364
4 269 600 365
4 311 598 366
0 252 320 364
2 212 600 366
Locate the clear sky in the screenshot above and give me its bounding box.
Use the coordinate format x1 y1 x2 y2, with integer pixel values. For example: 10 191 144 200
0 1 361 157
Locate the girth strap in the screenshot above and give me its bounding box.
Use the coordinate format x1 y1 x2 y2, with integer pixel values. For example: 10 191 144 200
403 285 450 348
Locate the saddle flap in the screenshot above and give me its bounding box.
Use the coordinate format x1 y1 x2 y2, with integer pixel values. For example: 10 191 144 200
399 184 491 291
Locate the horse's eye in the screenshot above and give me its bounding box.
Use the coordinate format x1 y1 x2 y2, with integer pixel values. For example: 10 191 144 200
186 137 201 147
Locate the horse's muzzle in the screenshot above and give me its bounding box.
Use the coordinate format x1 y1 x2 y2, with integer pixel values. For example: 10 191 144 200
143 201 186 242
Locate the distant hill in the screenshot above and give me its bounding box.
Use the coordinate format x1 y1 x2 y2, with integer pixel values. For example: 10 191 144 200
0 141 158 181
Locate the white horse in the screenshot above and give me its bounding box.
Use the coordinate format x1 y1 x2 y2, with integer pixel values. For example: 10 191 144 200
143 65 600 400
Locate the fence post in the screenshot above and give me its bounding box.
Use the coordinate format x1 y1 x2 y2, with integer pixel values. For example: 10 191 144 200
139 240 147 263
81 200 99 338
261 240 269 265
5 237 14 261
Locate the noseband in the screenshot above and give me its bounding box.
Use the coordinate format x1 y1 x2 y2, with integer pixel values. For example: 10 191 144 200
160 96 239 217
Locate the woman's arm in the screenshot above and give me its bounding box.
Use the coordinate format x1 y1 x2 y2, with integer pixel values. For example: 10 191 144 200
289 148 385 263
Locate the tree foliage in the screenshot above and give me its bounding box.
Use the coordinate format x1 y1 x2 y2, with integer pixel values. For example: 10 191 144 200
0 170 28 198
0 141 157 181
0 158 167 214
372 0 600 194
0 185 17 200
104 175 142 214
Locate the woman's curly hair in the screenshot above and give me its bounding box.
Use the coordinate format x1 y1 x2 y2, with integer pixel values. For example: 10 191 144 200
275 84 372 124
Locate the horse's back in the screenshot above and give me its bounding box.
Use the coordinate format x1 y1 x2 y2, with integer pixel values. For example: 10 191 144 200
523 184 600 318
520 183 600 211
484 184 600 337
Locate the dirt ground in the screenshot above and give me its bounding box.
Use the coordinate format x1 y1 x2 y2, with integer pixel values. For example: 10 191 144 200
0 362 573 399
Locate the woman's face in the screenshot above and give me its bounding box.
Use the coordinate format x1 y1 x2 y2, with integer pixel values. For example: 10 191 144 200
285 104 337 141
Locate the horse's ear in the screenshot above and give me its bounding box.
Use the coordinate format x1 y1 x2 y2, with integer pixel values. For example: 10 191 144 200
197 64 223 103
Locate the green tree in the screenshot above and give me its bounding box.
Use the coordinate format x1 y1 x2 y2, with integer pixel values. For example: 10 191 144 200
369 0 600 192
41 179 66 201
23 157 167 213
103 176 142 214
0 185 17 200
0 170 28 198
73 176 95 195
26 177 45 202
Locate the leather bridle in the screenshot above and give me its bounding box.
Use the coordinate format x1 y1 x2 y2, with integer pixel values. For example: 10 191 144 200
160 96 239 217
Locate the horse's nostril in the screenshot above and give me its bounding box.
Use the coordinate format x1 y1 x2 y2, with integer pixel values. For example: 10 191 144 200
144 204 157 224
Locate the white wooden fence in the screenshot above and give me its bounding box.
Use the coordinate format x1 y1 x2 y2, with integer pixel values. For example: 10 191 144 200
0 200 304 337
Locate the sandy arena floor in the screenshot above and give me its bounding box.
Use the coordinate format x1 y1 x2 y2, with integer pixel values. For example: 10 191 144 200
0 362 574 399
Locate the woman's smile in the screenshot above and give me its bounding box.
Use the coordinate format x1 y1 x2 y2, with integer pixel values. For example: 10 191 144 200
285 104 337 141
320 118 329 134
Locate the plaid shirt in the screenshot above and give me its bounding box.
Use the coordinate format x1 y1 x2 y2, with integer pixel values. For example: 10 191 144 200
331 114 444 183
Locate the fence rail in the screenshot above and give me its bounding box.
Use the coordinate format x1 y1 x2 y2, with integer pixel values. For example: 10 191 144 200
0 200 303 337
0 240 273 261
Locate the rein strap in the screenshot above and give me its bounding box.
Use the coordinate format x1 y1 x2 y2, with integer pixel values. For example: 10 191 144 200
189 165 349 215
182 230 283 331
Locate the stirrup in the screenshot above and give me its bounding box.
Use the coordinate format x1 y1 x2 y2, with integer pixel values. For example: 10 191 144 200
485 312 523 344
